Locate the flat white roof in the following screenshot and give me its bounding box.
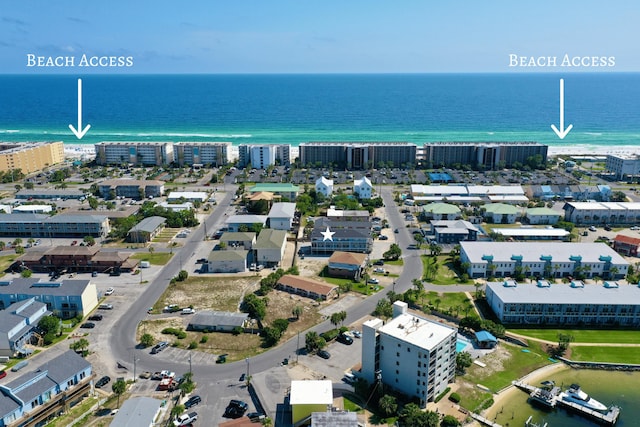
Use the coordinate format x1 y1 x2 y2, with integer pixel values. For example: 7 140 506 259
566 202 640 211
461 241 628 265
379 313 455 351
290 380 333 405
411 184 467 195
467 185 525 195
492 228 570 237
488 281 640 305
488 195 530 202
167 191 208 201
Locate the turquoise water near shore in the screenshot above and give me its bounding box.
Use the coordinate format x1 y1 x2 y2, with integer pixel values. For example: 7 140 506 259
487 368 640 426
1 74 640 151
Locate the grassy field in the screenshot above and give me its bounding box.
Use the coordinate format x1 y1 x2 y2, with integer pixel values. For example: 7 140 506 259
421 291 477 318
462 341 552 392
509 328 640 344
569 346 640 364
131 252 173 265
0 254 19 277
421 255 465 285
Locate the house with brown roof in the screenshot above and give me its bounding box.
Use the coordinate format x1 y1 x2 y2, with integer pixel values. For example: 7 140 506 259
613 234 640 257
15 246 138 274
276 275 338 300
328 251 368 279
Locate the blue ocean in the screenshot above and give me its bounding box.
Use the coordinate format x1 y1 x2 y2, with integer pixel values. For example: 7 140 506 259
1 73 639 150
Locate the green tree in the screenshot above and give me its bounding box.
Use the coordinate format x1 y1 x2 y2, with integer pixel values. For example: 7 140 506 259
177 270 189 281
140 333 154 348
305 331 326 352
399 403 439 427
373 299 393 318
70 338 90 356
441 415 461 427
170 404 185 420
292 305 303 320
383 243 402 261
83 236 95 246
21 269 32 278
112 379 126 408
456 351 473 375
88 196 99 210
241 294 267 320
378 394 397 417
178 372 195 396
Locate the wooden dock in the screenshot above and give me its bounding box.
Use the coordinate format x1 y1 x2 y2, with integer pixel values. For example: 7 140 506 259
512 380 620 425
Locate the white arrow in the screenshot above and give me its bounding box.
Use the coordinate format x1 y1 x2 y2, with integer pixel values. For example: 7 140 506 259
550 78 573 139
68 78 91 139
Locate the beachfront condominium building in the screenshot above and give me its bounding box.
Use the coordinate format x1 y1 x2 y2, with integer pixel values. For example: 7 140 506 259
94 142 174 166
174 142 230 167
98 179 164 199
362 301 457 408
0 141 64 174
460 241 629 280
237 144 291 168
422 142 548 170
299 142 417 170
486 280 640 327
605 154 640 180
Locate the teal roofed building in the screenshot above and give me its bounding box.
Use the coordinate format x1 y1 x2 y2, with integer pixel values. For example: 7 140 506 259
525 207 562 225
421 203 461 220
483 203 520 224
249 183 299 200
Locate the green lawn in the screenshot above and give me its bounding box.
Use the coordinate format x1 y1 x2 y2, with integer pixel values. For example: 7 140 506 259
0 254 19 277
384 258 404 266
421 291 477 318
569 346 640 364
462 341 552 392
421 255 466 285
131 252 173 265
509 328 640 344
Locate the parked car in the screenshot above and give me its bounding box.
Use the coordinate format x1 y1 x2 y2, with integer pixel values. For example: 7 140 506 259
379 235 389 240
150 341 169 354
317 350 331 359
139 371 152 379
374 260 384 266
0 370 6 380
195 258 208 264
98 303 113 310
367 278 379 285
247 412 266 422
173 411 198 426
589 225 597 232
181 308 196 315
216 353 228 364
88 314 103 321
224 400 248 418
337 333 354 345
80 322 95 329
373 267 385 273
104 287 114 296
184 395 201 409
95 375 110 388
239 373 246 382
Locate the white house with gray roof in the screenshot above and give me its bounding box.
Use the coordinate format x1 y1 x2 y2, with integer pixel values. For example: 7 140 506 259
315 176 334 198
267 202 296 230
225 214 268 232
204 250 248 273
111 397 163 427
486 280 640 326
460 241 628 280
187 310 249 332
0 350 92 427
127 216 166 243
254 229 287 266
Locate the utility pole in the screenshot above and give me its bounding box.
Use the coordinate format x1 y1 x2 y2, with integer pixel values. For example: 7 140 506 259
189 353 192 376
296 331 300 364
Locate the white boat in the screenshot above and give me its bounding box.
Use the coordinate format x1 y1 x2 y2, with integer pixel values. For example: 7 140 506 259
561 383 608 412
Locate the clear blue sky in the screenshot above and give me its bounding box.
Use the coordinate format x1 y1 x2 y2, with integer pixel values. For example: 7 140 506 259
1 0 638 73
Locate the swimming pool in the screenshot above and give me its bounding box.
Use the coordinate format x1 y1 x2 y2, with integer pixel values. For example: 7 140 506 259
456 338 470 353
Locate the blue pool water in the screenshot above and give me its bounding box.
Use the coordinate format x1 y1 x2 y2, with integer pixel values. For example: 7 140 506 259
456 338 469 353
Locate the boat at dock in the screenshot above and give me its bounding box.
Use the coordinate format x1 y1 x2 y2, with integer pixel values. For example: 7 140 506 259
560 383 608 412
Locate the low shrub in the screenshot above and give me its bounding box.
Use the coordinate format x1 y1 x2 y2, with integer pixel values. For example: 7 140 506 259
448 392 461 403
435 387 451 403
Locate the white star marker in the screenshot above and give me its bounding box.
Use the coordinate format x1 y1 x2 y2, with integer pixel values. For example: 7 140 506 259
321 226 335 241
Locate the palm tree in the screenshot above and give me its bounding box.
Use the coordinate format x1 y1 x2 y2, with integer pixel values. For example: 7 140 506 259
112 379 126 408
292 305 303 320
378 394 398 417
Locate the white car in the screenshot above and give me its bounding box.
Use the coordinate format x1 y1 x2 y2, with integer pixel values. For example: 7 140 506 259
174 412 198 426
104 287 114 296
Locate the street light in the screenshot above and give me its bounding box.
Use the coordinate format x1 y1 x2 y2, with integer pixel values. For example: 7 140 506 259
245 357 250 380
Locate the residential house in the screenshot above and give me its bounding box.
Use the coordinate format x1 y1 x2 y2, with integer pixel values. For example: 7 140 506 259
524 207 562 225
187 311 249 332
276 275 338 301
0 298 48 357
429 220 479 244
219 232 256 250
248 183 299 200
253 229 287 267
421 203 461 221
290 380 333 426
267 202 296 231
353 176 373 199
327 251 367 280
482 203 519 224
110 397 163 427
613 234 640 257
204 250 248 273
311 219 373 254
0 350 92 427
315 176 334 198
98 179 164 200
127 216 166 243
225 215 268 233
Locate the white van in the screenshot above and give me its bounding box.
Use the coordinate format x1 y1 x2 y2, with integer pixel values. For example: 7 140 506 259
343 372 356 383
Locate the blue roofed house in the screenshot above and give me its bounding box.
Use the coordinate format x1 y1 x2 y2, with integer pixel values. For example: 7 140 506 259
0 350 92 427
474 330 498 349
0 298 49 357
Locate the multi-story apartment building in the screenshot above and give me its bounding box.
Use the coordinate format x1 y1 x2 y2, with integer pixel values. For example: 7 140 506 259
486 280 640 327
174 142 230 167
0 277 98 319
0 298 48 357
98 179 164 199
362 301 457 407
0 350 93 426
0 141 64 174
94 142 174 166
563 202 640 225
605 154 640 180
460 241 628 280
237 144 291 168
299 142 417 169
310 218 373 254
422 142 547 170
0 214 109 238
